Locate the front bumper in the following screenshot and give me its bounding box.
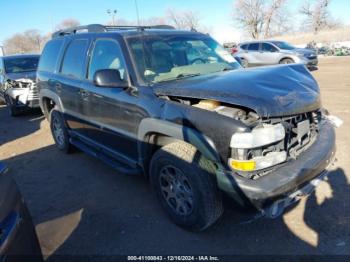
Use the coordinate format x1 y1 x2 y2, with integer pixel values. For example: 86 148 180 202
4 88 40 108
293 55 318 67
218 120 336 214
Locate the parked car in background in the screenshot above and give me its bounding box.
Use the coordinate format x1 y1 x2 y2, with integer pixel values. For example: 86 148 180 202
236 40 318 68
223 42 238 55
38 24 335 231
0 54 40 116
0 162 43 262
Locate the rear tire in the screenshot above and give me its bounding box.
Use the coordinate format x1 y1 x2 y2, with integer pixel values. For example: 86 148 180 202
50 109 74 153
279 58 294 64
150 141 223 231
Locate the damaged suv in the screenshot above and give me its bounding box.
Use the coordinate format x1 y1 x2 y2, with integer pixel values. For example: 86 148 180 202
0 54 40 116
38 24 336 231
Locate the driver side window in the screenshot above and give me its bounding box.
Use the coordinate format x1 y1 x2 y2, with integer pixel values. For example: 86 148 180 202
88 39 127 81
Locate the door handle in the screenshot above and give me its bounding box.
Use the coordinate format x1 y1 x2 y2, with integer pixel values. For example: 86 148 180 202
55 83 62 93
79 89 90 99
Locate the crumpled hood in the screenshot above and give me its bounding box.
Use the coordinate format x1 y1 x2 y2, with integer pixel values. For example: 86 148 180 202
153 63 321 117
6 71 37 82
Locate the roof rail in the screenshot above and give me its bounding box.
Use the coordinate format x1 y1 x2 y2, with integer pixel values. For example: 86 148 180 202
52 24 175 38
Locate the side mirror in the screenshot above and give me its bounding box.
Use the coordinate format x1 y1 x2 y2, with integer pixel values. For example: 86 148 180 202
93 69 128 88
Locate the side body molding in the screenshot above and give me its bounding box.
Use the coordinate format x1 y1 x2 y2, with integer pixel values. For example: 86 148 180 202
137 118 221 163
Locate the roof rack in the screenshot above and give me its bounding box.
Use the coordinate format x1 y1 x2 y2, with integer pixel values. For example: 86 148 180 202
52 24 175 38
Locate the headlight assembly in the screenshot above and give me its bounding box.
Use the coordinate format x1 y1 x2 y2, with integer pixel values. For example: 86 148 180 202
229 124 287 172
230 123 285 149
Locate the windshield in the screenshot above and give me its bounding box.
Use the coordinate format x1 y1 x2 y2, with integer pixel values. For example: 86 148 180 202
127 34 241 84
4 56 39 74
271 41 295 50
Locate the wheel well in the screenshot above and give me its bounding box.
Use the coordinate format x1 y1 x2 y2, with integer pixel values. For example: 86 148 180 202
141 133 186 176
141 132 221 177
279 57 294 63
42 97 56 121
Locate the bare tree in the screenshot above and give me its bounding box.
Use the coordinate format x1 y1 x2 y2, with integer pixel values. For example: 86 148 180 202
264 0 288 37
232 0 265 39
110 16 167 26
24 30 46 51
3 30 47 54
300 0 339 34
232 0 290 39
166 8 201 31
55 18 81 31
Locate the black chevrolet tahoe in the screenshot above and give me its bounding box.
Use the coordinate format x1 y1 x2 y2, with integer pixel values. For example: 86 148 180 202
37 24 336 231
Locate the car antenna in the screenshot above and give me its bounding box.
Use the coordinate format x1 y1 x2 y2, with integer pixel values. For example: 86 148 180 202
134 0 141 27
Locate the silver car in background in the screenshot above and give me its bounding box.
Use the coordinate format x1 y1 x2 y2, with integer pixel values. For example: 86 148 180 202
236 41 318 68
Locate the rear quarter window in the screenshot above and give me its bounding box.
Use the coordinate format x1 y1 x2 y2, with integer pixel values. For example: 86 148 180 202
39 39 64 72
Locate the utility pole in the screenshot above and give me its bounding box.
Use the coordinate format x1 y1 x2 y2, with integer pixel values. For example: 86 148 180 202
107 9 117 26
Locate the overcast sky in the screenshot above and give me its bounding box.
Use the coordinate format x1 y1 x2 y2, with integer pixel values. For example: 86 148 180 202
0 0 349 45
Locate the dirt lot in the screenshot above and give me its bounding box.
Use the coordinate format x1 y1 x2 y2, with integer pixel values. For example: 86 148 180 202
0 56 349 257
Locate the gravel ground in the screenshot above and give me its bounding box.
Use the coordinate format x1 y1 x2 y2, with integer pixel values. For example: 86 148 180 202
0 56 349 258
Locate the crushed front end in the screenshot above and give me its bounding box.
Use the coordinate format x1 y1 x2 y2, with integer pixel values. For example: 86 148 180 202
3 78 40 108
220 110 336 218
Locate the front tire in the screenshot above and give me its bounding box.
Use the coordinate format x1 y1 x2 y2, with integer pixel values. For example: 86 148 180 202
50 109 73 153
150 142 223 231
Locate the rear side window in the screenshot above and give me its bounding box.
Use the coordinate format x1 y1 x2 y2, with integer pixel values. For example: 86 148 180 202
61 39 89 79
39 39 64 72
240 44 248 50
247 43 260 51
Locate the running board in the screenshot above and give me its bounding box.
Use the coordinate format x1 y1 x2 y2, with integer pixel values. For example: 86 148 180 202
70 137 141 176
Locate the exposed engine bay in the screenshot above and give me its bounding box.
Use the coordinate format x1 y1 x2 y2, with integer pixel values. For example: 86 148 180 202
4 78 34 90
164 96 261 126
1 78 39 108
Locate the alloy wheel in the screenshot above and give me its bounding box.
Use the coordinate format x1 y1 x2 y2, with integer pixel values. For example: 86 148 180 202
159 165 194 216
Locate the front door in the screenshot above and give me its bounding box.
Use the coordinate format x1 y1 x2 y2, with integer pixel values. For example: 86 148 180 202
80 38 146 161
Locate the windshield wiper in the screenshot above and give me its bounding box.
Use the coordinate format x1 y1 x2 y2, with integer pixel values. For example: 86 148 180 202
156 73 201 83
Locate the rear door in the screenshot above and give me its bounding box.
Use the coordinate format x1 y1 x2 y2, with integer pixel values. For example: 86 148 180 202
57 37 91 135
245 43 261 65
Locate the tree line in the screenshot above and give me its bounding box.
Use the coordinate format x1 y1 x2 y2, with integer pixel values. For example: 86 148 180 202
233 0 341 39
2 0 341 55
